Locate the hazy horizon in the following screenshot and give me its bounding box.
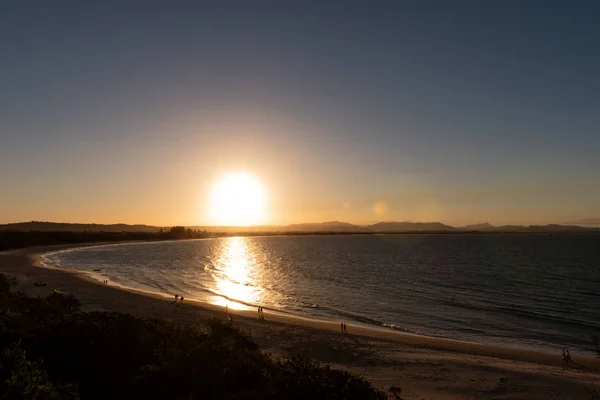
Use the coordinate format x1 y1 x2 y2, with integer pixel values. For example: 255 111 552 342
2 2 599 227
3 219 600 229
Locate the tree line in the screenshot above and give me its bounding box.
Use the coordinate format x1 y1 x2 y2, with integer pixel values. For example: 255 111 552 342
0 227 211 251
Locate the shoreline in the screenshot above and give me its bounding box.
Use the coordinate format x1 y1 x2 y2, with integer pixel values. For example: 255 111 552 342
26 243 600 367
2 244 600 399
39 238 600 362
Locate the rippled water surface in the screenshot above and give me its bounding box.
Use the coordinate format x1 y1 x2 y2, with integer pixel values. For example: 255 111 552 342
45 234 600 353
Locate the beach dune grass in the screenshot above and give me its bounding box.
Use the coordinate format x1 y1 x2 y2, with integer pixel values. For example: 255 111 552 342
0 274 384 399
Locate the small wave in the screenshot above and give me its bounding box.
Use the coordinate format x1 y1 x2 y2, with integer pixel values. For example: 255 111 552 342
41 254 61 268
457 327 487 334
298 303 326 310
316 307 423 334
381 323 425 334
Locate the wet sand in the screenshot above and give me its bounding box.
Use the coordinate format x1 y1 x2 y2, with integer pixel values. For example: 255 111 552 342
1 244 599 399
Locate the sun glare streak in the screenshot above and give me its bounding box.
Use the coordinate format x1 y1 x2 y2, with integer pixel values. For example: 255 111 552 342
208 172 267 226
210 237 259 309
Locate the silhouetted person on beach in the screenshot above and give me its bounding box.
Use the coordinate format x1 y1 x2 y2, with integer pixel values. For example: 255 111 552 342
176 296 184 307
344 323 348 333
175 294 179 300
341 322 344 333
258 306 265 322
562 348 572 363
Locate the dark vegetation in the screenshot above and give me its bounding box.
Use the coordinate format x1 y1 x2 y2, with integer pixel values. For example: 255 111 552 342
0 227 382 252
0 227 209 252
0 229 371 252
0 274 383 399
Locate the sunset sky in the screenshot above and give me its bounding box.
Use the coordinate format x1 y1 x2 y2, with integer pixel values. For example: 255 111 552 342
1 1 599 226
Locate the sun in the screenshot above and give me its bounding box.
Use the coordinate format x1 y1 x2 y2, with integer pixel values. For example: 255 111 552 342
209 173 268 226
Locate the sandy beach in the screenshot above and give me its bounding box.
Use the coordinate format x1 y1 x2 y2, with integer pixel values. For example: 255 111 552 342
1 244 599 400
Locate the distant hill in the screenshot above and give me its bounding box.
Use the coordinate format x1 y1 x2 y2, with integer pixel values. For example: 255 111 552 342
0 221 163 233
461 222 494 231
190 222 366 233
1 220 598 234
494 224 596 232
284 221 364 232
187 225 278 233
369 222 455 232
460 223 597 232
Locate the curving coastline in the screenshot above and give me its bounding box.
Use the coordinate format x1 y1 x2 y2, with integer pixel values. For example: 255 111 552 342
1 243 599 399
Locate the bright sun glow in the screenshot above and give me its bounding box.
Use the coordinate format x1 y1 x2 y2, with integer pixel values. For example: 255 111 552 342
209 172 268 226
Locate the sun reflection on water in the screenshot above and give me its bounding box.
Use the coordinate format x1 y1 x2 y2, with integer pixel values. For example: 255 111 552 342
211 237 259 310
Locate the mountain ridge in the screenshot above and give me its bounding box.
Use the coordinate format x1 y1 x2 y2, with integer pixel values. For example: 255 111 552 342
2 221 599 233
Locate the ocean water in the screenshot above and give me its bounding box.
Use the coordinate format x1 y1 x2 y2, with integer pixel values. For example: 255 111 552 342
43 234 600 354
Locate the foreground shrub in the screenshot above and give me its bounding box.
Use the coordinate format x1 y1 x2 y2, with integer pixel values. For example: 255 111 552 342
0 274 382 399
272 356 379 400
0 275 9 294
0 345 79 399
44 290 81 314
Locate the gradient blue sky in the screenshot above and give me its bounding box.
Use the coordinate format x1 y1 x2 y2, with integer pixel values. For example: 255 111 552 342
1 1 599 226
